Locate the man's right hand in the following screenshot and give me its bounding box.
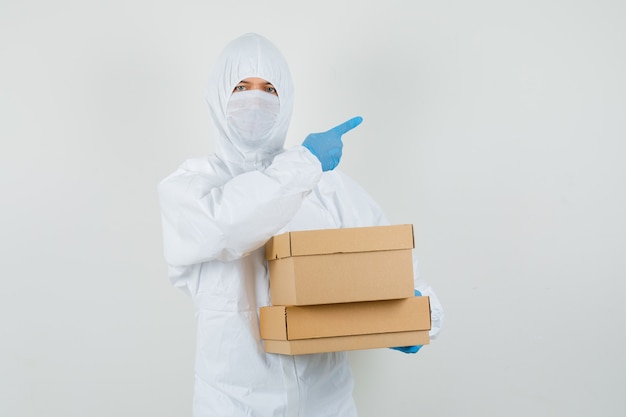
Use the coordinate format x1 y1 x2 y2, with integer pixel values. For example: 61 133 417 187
302 116 363 171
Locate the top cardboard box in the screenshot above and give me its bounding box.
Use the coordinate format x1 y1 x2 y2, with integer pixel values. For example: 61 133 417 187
265 224 415 306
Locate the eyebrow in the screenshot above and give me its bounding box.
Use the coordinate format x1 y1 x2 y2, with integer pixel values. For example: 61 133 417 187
237 80 275 86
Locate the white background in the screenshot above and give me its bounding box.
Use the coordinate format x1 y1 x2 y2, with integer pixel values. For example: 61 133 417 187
2 1 625 416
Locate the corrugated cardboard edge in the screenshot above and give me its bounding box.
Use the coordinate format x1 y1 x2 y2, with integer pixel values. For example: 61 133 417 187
263 330 430 355
265 224 415 260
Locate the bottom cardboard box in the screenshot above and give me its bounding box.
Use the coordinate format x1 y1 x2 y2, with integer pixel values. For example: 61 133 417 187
263 330 430 355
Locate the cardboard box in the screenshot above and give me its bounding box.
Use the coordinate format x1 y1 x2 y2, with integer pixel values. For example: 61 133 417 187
265 224 415 306
260 296 431 355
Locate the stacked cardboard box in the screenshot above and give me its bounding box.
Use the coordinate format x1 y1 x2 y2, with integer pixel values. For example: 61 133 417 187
260 224 432 355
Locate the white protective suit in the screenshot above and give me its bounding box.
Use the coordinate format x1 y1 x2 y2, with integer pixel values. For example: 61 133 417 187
158 33 443 417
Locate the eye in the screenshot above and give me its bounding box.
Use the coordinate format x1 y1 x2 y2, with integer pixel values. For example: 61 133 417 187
233 85 247 93
266 86 278 95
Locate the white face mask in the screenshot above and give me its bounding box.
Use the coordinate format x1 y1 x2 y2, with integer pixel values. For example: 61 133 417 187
226 90 280 151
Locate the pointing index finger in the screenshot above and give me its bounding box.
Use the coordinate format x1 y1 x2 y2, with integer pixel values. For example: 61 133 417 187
328 116 363 136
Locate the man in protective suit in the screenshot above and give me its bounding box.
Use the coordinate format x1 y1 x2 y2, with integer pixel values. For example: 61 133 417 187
158 32 444 417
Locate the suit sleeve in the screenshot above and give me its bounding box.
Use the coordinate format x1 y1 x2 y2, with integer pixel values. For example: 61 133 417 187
158 147 322 266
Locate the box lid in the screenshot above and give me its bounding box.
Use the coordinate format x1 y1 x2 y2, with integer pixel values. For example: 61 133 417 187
265 224 414 260
260 296 431 341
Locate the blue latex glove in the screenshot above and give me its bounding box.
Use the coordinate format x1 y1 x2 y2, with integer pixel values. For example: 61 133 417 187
302 116 363 171
390 289 424 354
390 345 423 354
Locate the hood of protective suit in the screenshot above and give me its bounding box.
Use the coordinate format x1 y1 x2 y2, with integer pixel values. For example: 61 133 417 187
205 33 294 170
